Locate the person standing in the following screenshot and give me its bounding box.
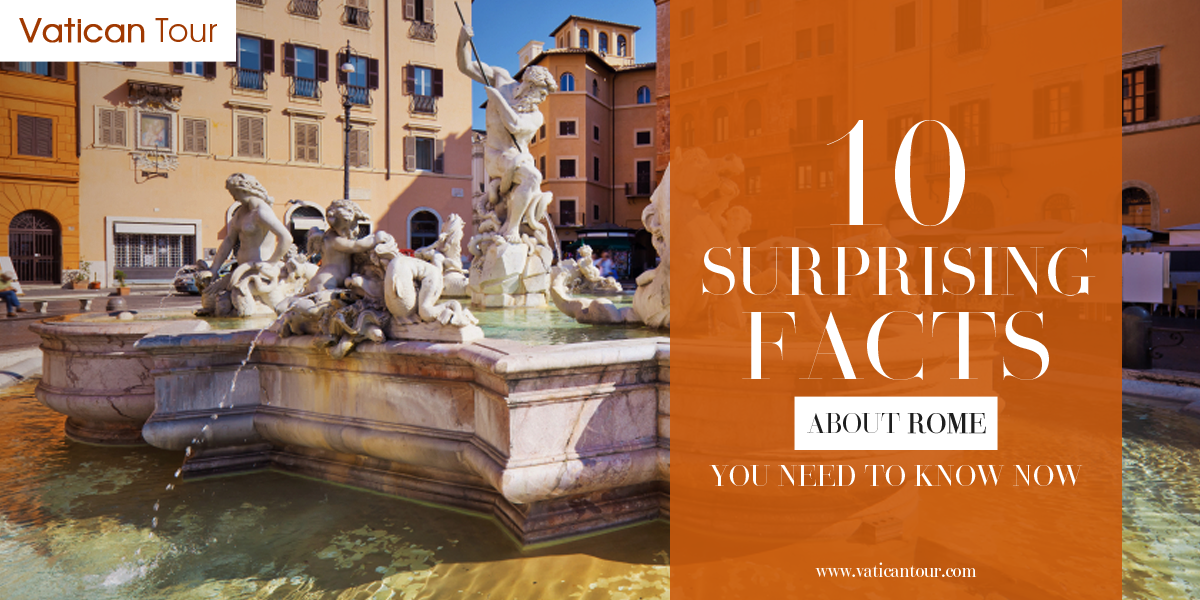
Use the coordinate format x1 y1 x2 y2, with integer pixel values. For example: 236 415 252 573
0 273 26 318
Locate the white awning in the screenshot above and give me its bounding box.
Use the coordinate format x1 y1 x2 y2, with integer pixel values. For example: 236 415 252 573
114 222 196 235
292 217 327 230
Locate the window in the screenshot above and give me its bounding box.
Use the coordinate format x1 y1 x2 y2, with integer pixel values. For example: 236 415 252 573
713 107 729 142
593 204 600 221
593 156 600 181
682 9 695 36
235 35 274 90
406 65 443 114
236 114 266 158
3 62 67 79
409 210 439 250
817 95 834 139
744 101 762 137
16 115 53 158
1043 194 1073 222
957 0 984 53
599 32 609 54
182 118 208 154
113 233 195 270
887 112 923 157
796 163 813 189
339 53 379 105
344 0 371 28
617 35 628 56
637 86 652 104
174 61 216 78
635 160 653 195
580 29 590 49
406 0 435 24
539 155 546 176
1123 187 1152 228
560 158 577 178
294 120 319 163
796 29 812 59
682 62 694 88
713 52 728 81
559 120 577 137
950 99 990 162
746 165 762 194
714 0 728 25
137 113 172 151
794 98 812 143
16 62 51 77
817 24 834 55
818 164 836 188
682 114 695 146
896 3 917 51
97 108 128 148
560 72 576 92
635 130 652 146
559 199 578 225
290 0 321 18
745 0 761 16
745 42 761 72
1035 82 1081 137
539 124 546 140
284 44 328 99
1123 66 1158 125
406 135 443 172
593 124 601 142
411 134 427 170
592 78 598 96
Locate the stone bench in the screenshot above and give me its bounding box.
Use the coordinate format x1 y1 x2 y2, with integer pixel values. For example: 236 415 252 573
30 298 95 313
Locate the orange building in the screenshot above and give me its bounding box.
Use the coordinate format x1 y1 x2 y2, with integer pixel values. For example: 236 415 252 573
0 63 80 284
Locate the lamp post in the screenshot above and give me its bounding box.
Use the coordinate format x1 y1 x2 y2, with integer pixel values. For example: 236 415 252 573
337 40 356 200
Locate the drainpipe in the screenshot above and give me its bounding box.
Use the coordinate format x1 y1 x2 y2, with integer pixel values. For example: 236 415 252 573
610 68 616 227
384 0 391 179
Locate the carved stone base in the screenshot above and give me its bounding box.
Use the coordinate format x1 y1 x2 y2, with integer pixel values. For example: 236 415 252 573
471 292 548 308
64 417 146 445
386 321 485 343
468 239 553 309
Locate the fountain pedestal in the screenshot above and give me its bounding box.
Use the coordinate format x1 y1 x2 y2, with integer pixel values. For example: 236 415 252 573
467 240 552 308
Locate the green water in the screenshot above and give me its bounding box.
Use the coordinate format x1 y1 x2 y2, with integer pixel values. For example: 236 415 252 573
0 380 669 599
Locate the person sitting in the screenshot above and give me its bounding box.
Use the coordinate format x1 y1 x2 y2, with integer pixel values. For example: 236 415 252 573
0 272 27 318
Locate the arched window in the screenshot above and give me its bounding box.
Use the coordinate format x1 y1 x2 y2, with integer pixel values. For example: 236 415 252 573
1043 194 1073 222
713 107 729 142
288 205 326 252
617 35 628 56
744 100 762 137
599 32 609 54
579 29 590 49
560 72 575 92
950 193 995 231
592 79 599 96
1123 187 1153 228
409 210 440 250
636 86 652 104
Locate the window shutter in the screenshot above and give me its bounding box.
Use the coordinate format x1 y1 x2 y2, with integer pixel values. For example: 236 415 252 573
17 116 34 156
237 115 252 156
227 39 238 67
0 62 16 71
203 62 216 79
261 39 276 73
283 43 296 77
99 109 113 145
336 52 348 85
309 123 320 162
1070 81 1084 134
404 136 416 171
404 65 415 95
51 62 67 80
1033 87 1048 138
294 122 305 161
367 58 380 89
121 62 137 68
251 117 265 157
404 0 416 20
432 69 444 97
1144 64 1159 122
434 138 445 173
34 117 53 157
172 62 184 74
424 0 435 24
113 110 127 146
316 49 329 81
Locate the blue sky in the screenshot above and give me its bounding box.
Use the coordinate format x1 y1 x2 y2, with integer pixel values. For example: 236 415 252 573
465 0 658 130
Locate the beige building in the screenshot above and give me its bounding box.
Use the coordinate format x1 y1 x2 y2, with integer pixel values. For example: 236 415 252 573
1122 0 1200 232
520 16 659 278
79 0 474 284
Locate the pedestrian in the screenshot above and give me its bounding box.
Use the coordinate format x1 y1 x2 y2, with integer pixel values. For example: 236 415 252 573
597 250 615 279
0 272 26 318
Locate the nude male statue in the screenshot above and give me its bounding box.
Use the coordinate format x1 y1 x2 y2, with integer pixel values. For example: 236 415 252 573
458 24 557 243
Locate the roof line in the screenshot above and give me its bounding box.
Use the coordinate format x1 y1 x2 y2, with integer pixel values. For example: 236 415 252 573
550 15 643 37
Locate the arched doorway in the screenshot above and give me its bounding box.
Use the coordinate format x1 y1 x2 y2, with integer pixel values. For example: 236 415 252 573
408 210 440 250
287 205 326 253
8 210 61 283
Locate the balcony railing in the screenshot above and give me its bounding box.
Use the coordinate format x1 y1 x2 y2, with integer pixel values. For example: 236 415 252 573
410 94 437 116
343 6 372 29
929 143 1010 176
288 0 320 18
557 212 586 227
346 84 370 106
291 77 321 99
238 0 265 6
234 67 267 91
409 21 437 42
625 181 653 197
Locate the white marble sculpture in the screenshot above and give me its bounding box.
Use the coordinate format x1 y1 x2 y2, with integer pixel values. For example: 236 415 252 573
458 25 558 308
414 213 468 297
198 173 313 317
558 245 624 294
277 199 481 358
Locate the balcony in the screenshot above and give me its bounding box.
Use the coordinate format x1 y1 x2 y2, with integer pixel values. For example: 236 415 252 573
409 21 437 42
343 6 371 29
625 181 653 198
291 77 321 99
557 212 585 227
410 94 437 116
928 143 1010 177
238 0 265 6
346 84 370 106
288 0 320 18
234 68 267 91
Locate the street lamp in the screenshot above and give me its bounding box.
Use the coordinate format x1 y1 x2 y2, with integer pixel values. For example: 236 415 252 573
337 40 357 200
